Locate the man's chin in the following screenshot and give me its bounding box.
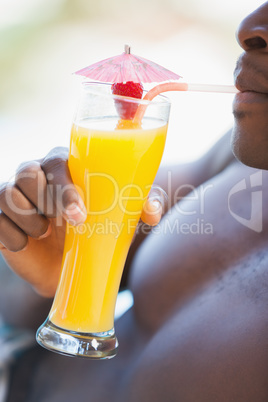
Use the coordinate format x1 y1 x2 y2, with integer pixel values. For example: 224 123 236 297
231 125 268 170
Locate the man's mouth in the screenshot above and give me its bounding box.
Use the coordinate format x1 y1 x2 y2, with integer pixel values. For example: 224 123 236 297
234 73 268 95
234 53 268 95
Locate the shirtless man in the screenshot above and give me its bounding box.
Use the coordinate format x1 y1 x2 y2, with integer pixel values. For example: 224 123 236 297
0 2 268 401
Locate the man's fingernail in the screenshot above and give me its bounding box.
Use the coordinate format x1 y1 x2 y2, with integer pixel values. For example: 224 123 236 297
65 202 87 224
37 223 52 240
152 200 161 209
148 199 162 214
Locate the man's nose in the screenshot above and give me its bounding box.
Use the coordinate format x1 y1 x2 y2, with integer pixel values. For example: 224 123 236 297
236 5 268 51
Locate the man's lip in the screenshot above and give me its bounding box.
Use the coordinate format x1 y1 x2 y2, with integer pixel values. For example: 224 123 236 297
235 79 268 94
234 74 268 95
234 52 268 94
234 90 268 103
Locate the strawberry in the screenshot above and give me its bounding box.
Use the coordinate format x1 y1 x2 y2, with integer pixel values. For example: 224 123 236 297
111 81 144 120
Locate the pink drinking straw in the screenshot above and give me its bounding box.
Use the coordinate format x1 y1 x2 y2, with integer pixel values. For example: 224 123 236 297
133 82 238 123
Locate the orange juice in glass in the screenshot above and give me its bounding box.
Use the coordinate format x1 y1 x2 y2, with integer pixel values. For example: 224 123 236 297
36 83 170 359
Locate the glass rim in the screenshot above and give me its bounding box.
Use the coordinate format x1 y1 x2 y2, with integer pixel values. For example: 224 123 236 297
81 81 171 106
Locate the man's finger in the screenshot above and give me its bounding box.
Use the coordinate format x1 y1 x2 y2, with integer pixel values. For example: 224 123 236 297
140 186 168 227
0 211 28 252
0 184 50 239
140 199 162 227
41 147 87 225
15 161 57 218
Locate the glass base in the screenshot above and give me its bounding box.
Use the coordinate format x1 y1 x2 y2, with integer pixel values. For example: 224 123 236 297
36 319 118 359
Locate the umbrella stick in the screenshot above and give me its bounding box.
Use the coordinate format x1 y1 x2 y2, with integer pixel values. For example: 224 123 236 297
133 82 238 123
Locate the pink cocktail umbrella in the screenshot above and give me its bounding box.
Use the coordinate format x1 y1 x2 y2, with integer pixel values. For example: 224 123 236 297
75 45 238 123
74 45 181 83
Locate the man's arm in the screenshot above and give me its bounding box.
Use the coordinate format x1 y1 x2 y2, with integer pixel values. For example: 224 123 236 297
0 130 235 320
0 255 52 329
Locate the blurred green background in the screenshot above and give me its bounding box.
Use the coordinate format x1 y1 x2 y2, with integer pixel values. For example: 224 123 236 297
0 0 264 180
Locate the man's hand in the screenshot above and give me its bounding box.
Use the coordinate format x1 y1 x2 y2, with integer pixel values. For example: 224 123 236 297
0 147 87 297
0 147 164 297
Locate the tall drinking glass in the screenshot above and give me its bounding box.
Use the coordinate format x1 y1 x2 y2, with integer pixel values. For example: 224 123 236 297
36 83 170 359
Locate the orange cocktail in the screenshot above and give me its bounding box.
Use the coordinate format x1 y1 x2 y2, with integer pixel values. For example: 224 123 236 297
50 118 167 333
36 83 170 359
